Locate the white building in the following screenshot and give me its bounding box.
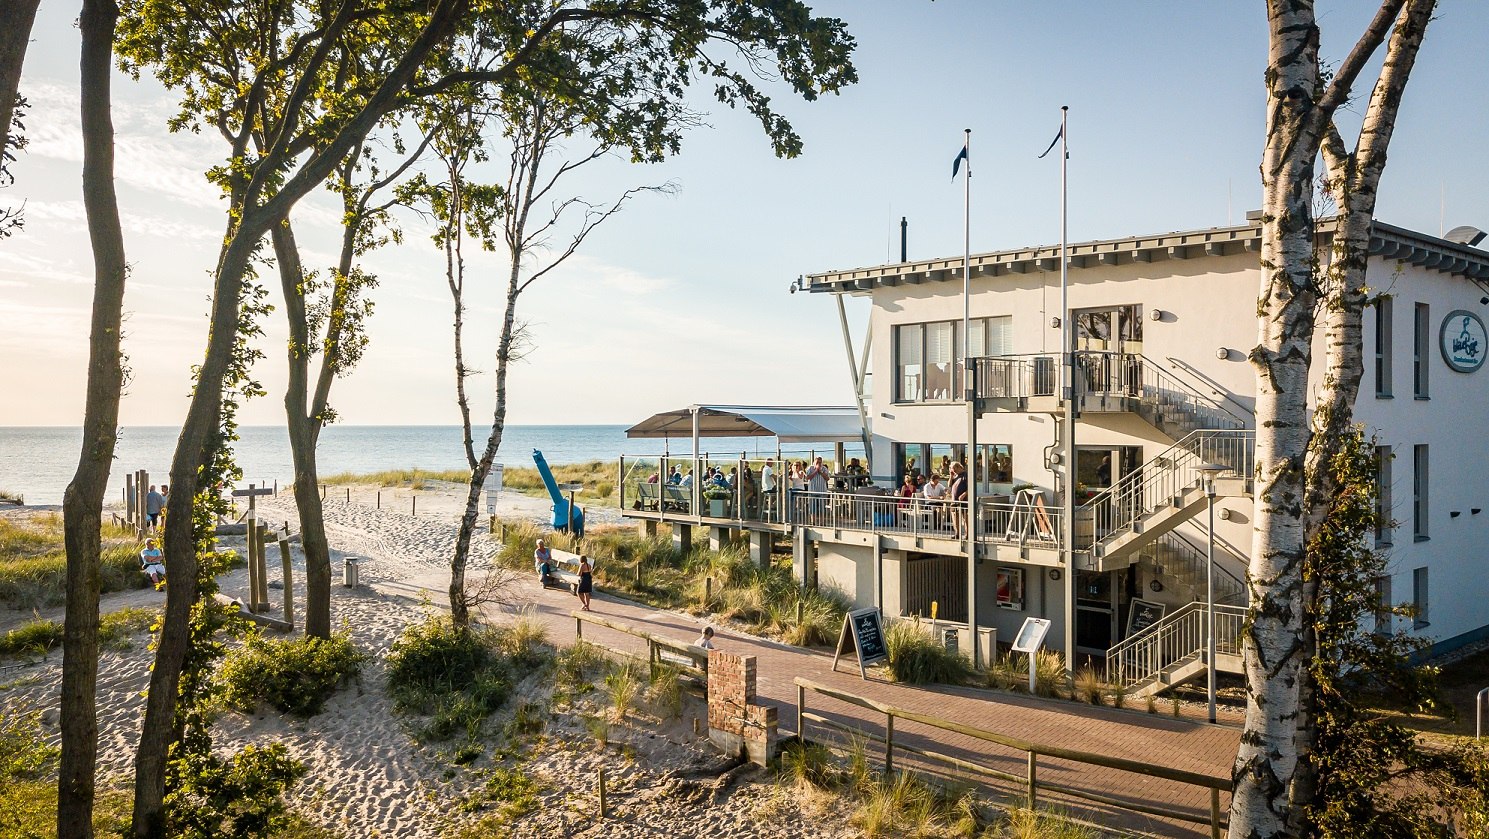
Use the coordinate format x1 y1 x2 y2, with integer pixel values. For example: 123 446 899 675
616 215 1489 693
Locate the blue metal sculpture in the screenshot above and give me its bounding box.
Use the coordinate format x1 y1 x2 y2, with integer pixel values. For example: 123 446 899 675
533 449 585 537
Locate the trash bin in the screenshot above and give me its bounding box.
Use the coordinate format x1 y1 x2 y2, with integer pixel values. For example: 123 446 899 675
343 557 362 588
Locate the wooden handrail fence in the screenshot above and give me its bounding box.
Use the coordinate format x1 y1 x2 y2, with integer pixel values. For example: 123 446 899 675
572 610 709 682
794 677 1229 838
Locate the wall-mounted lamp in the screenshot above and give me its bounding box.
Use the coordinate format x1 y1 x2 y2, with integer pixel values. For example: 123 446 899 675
1150 308 1164 321
1047 568 1062 581
1218 508 1232 521
1216 347 1230 360
1050 316 1062 329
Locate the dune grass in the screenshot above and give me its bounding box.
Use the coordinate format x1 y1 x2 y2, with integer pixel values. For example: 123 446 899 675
0 489 21 505
0 514 150 611
493 518 850 646
0 605 160 658
318 460 619 506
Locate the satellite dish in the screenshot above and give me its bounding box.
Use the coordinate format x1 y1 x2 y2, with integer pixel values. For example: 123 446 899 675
1445 225 1487 247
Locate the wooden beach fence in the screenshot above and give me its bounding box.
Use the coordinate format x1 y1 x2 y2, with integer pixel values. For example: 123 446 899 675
794 677 1229 838
572 610 709 682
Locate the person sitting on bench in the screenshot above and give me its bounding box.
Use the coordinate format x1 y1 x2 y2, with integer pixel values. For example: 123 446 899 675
537 558 562 589
139 539 166 586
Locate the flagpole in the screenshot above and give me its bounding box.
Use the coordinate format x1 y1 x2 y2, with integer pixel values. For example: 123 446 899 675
1058 105 1076 675
961 127 980 668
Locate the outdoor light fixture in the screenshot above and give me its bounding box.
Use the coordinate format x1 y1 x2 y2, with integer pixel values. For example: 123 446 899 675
1216 347 1230 359
1150 308 1164 321
1218 508 1232 521
1048 568 1062 581
1050 316 1061 329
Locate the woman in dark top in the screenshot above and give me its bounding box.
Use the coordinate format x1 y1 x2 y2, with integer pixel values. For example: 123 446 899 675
577 556 594 611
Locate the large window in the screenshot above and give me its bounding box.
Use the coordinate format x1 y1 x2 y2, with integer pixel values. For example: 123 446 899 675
894 317 1011 403
1373 575 1393 635
1375 297 1393 398
897 324 923 402
1414 302 1430 399
1413 444 1429 541
1374 444 1392 546
895 441 1014 493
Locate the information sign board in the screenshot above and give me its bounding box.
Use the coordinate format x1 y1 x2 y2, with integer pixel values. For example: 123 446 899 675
832 607 888 679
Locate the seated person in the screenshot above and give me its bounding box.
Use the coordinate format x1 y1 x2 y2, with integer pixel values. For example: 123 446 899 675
533 539 552 575
139 539 166 585
897 474 918 508
538 559 562 589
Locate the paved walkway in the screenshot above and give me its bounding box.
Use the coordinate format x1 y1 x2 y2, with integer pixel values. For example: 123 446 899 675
373 570 1241 838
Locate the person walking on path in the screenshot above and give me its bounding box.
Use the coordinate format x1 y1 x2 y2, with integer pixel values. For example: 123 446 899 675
576 556 594 611
145 485 165 529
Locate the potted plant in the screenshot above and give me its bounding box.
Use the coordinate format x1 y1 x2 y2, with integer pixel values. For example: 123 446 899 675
703 484 733 517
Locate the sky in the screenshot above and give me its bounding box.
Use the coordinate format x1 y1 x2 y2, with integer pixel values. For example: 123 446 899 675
2 2 1486 427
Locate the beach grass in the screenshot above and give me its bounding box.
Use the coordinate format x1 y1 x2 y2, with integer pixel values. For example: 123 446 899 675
0 489 21 505
0 605 160 659
318 460 620 506
492 518 851 646
0 514 151 611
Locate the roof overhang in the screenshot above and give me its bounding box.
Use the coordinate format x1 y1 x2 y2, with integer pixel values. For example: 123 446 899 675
802 218 1489 295
625 405 861 443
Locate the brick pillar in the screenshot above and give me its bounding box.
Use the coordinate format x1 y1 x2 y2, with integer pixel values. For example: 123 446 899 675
707 649 778 766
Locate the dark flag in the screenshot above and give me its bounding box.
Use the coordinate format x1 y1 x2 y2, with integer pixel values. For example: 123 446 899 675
1038 125 1064 159
951 143 969 180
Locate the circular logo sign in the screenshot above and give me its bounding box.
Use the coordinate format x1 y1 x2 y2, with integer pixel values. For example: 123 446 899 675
1440 309 1487 373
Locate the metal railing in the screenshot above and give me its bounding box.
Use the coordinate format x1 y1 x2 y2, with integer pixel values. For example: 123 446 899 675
618 454 803 526
1151 531 1247 606
973 351 1249 434
795 677 1229 836
1079 429 1254 554
1105 601 1247 691
785 491 1061 547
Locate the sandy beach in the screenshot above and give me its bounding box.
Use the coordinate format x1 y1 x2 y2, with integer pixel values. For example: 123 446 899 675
0 485 854 838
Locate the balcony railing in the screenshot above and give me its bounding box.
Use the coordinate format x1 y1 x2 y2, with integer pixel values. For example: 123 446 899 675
786 491 1061 548
973 351 1249 433
618 454 869 526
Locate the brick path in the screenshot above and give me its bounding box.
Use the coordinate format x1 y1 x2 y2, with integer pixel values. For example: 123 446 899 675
374 570 1241 838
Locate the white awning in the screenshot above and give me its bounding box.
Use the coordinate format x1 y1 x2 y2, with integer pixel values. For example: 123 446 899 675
625 405 862 444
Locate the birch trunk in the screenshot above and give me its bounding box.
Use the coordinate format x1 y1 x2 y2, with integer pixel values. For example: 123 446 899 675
1290 2 1434 826
59 1 127 834
1233 2 1407 834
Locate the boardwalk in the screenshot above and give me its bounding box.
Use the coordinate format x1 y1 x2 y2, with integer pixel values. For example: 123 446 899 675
376 570 1242 838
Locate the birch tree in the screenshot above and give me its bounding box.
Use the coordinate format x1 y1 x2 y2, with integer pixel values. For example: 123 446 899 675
0 0 40 237
1235 1 1435 833
58 0 131 834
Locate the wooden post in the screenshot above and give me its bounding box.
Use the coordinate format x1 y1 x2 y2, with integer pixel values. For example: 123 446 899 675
796 600 804 626
1026 751 1037 808
321 484 326 500
1210 788 1221 839
256 524 271 611
596 768 608 818
273 479 278 496
884 713 894 775
705 576 712 605
346 487 350 503
412 495 417 516
246 509 259 609
648 640 658 681
576 616 583 641
279 537 294 629
634 560 642 585
796 682 805 742
124 474 135 523
377 491 381 510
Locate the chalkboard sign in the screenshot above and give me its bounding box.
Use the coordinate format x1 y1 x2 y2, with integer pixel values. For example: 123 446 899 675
833 607 888 679
1126 599 1167 637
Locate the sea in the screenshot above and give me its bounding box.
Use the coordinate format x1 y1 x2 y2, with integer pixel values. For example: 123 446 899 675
0 426 831 506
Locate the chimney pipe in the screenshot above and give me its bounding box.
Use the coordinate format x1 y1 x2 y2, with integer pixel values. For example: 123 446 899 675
900 217 908 263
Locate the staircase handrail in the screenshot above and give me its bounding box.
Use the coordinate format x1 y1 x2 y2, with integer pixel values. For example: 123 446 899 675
1163 529 1248 601
1133 352 1251 431
1076 429 1254 553
1161 355 1257 425
1106 601 1248 689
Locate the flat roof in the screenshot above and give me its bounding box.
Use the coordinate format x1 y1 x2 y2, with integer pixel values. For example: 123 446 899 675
803 218 1489 295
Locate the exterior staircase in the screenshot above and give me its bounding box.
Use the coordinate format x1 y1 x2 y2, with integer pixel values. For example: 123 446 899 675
1140 531 1246 606
1105 600 1247 698
1075 428 1254 570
